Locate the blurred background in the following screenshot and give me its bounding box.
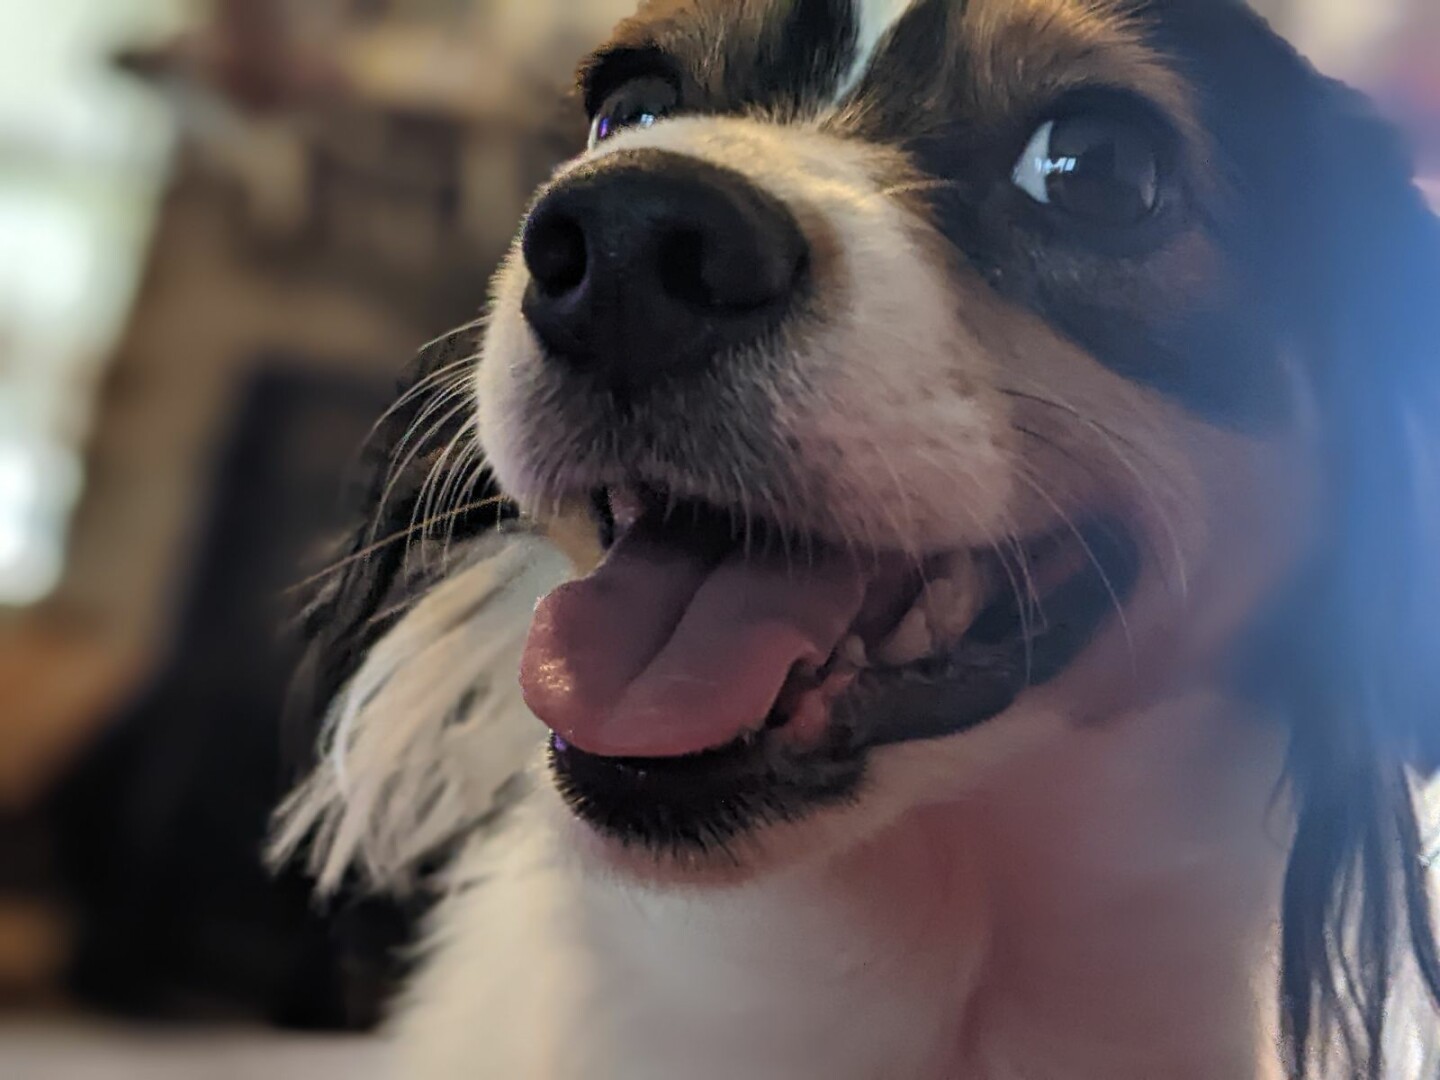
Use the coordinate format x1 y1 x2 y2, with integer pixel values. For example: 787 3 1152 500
0 1 1434 1077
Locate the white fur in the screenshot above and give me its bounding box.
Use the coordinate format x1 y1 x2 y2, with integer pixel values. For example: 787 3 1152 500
835 0 924 102
270 528 568 894
395 792 971 1080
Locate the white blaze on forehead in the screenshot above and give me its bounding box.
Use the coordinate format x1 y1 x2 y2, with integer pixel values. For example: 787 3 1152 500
835 0 925 102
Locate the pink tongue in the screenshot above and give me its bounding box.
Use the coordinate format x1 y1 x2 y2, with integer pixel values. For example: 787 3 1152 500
521 530 867 758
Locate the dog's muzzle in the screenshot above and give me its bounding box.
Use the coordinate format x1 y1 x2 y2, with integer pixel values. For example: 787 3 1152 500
499 145 1139 850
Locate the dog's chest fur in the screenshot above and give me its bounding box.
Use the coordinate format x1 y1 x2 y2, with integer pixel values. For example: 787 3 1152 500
398 799 978 1080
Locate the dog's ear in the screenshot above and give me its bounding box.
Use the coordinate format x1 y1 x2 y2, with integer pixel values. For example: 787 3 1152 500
273 325 553 896
280 324 517 780
1260 60 1440 1074
273 69 595 893
1286 76 1440 774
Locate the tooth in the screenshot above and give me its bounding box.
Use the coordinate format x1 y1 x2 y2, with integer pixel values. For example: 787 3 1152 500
876 604 934 666
923 557 986 643
841 635 868 669
609 487 645 531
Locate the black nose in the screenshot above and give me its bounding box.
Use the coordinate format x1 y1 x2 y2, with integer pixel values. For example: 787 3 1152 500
520 150 809 389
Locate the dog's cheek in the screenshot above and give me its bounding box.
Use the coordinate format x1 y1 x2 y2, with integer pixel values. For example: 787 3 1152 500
775 186 1023 546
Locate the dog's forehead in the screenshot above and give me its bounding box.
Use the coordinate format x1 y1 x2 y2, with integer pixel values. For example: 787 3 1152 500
586 0 1197 125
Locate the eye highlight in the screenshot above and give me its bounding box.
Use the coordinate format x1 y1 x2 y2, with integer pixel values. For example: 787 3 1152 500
589 77 680 148
1013 114 1163 225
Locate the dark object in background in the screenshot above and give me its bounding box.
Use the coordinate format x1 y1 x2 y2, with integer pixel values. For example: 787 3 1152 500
49 362 420 1030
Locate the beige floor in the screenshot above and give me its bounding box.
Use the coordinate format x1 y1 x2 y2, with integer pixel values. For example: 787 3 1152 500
0 1021 389 1080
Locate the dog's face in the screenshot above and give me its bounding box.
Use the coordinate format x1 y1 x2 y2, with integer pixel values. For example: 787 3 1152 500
474 0 1435 874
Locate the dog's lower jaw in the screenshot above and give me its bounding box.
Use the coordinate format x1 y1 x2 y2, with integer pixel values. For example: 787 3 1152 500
396 691 1292 1080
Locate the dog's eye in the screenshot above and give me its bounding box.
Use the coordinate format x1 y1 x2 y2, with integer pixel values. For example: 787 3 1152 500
1012 116 1160 224
589 77 678 148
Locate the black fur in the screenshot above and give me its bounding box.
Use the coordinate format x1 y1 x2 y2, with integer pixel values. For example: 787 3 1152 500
753 0 858 112
583 0 859 121
1266 77 1440 1080
1135 4 1440 1073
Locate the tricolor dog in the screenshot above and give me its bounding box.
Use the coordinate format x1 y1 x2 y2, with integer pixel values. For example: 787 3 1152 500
277 2 1440 1076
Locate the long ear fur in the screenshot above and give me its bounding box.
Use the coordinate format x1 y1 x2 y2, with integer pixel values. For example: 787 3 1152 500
270 527 568 894
272 61 595 897
280 326 515 772
1269 62 1440 1080
271 328 560 894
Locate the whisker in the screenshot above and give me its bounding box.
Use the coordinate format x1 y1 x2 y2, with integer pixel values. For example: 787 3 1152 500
417 316 486 357
729 460 757 565
1000 385 1190 604
421 450 484 571
1010 463 1138 678
284 496 513 596
357 356 476 485
1005 517 1045 628
432 434 483 535
864 434 928 576
874 177 968 201
988 533 1037 683
997 387 1157 464
443 458 496 554
370 396 476 547
372 353 477 435
384 372 474 472
413 416 480 562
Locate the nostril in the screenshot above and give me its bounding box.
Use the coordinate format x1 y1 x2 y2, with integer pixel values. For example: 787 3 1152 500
657 224 806 313
656 230 710 307
662 196 810 314
525 214 588 297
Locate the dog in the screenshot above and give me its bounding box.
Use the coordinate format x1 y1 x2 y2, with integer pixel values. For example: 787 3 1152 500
274 1 1440 1076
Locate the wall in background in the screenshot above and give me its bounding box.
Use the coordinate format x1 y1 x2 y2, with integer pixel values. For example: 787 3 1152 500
0 0 187 606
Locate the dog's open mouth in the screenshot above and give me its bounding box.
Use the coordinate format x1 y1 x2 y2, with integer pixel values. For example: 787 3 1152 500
524 486 1138 849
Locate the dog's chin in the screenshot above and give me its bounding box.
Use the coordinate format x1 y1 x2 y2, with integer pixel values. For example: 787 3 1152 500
544 504 1140 883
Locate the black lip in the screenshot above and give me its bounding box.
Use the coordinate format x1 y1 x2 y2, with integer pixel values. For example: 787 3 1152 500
549 519 1139 852
550 729 864 855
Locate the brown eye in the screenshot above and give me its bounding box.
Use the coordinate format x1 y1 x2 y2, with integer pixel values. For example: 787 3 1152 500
589 77 679 148
1013 115 1162 225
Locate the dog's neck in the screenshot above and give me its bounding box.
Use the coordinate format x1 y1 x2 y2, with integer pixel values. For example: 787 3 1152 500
804 692 1291 1080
